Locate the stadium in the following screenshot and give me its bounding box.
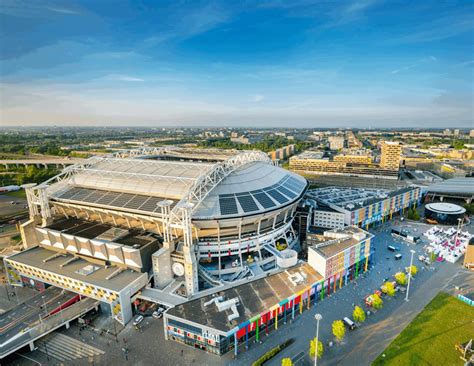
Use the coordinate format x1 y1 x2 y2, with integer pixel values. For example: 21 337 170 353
6 147 307 324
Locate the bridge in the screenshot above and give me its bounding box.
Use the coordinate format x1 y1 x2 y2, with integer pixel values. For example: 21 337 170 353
0 158 87 169
0 286 99 359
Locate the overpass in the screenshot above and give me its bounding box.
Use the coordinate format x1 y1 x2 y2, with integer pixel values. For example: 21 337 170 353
0 158 87 169
0 287 99 359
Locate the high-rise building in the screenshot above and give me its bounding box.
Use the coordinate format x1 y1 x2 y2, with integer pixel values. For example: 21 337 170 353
443 129 452 135
470 130 474 138
454 129 460 136
380 141 401 170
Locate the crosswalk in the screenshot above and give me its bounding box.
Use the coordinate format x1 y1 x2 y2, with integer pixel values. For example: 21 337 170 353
36 333 104 362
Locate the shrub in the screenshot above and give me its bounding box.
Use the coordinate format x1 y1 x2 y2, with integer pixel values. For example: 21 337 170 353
353 306 366 323
309 337 324 359
332 320 346 341
407 265 418 276
395 272 407 286
372 293 383 309
382 281 395 297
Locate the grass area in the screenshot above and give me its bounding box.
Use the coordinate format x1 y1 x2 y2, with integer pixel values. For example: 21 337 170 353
1 190 26 199
373 292 474 366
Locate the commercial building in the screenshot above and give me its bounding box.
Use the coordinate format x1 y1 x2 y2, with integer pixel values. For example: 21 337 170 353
312 206 345 229
163 225 373 356
380 141 402 170
5 147 308 324
307 226 373 284
306 186 422 228
268 144 296 161
426 177 474 204
463 238 474 271
289 152 398 179
424 203 466 225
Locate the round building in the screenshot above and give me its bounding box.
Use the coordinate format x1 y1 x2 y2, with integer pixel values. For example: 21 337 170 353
425 202 466 225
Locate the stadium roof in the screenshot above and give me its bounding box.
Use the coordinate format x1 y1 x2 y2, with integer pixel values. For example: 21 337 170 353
427 178 474 197
193 161 307 219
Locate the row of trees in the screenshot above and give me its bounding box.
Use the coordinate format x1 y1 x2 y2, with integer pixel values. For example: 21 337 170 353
407 207 421 221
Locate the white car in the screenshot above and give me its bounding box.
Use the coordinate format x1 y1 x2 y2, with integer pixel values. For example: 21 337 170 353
152 308 165 319
133 315 144 326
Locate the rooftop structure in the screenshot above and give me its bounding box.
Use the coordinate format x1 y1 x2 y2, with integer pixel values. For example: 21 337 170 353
426 178 474 203
306 186 421 227
380 141 402 170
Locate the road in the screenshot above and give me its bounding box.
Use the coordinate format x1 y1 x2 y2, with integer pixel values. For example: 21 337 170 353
0 287 76 344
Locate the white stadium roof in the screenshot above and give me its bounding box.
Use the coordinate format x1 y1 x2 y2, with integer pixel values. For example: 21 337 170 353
42 149 306 220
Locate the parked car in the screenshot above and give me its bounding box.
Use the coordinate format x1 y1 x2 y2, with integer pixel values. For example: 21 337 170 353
133 315 144 326
387 245 400 252
394 254 403 260
343 317 356 330
152 308 165 319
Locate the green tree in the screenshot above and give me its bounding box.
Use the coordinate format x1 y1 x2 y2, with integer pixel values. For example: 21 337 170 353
395 272 407 286
332 320 346 342
372 293 383 309
407 265 418 276
381 281 396 297
281 358 293 366
353 306 366 323
309 337 324 359
407 208 414 220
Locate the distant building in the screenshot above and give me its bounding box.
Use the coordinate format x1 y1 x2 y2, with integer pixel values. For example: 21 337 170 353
380 141 402 170
454 129 460 136
328 136 344 150
470 130 474 138
444 129 452 135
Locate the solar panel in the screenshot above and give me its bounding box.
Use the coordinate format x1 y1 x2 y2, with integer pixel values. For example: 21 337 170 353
266 189 288 204
53 186 172 215
252 192 276 209
236 195 259 213
277 186 297 199
219 196 239 215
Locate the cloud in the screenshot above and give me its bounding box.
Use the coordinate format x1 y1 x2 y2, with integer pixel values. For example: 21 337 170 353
391 56 437 74
250 94 265 102
109 75 145 82
46 7 80 15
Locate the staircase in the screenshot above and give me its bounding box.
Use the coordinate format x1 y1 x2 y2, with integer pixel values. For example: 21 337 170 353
36 333 104 362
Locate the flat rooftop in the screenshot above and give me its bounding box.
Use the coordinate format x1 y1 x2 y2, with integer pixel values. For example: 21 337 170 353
47 218 162 249
167 263 323 333
309 227 373 258
6 246 145 293
306 186 417 211
427 178 474 196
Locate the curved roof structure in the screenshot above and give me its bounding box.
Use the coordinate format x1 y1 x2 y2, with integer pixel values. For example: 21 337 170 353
425 202 466 215
42 149 307 220
193 161 307 219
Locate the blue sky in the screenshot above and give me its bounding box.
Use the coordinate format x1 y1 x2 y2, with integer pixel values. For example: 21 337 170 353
0 0 473 127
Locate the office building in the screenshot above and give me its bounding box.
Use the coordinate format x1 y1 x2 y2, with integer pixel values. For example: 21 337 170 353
380 141 402 170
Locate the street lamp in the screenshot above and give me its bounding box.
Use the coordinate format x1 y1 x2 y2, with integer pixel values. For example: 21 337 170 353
314 313 322 366
42 295 48 316
405 250 416 302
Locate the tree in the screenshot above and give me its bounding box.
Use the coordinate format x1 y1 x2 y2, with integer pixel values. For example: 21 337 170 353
332 320 346 342
281 358 293 366
372 293 383 309
381 281 396 297
309 337 324 359
353 306 366 323
395 272 407 286
407 265 418 276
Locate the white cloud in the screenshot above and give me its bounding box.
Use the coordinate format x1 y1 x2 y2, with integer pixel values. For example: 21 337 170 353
250 94 265 102
107 75 145 82
47 7 80 15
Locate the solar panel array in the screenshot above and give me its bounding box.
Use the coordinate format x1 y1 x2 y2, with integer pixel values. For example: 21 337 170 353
54 187 173 215
218 174 307 216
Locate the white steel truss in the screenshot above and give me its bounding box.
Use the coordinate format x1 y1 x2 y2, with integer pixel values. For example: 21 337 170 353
169 150 272 225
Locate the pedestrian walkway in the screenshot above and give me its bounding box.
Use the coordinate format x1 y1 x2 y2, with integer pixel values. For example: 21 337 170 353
36 333 104 362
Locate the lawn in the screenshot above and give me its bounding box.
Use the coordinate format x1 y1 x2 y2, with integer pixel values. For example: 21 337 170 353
373 292 474 366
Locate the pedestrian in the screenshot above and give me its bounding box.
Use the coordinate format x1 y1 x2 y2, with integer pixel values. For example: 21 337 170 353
181 350 184 356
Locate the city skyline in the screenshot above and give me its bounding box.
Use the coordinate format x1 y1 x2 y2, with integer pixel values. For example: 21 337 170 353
1 0 473 127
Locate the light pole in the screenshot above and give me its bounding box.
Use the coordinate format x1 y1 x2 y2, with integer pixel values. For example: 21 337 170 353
405 250 416 302
314 313 322 366
454 218 462 246
42 295 48 316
